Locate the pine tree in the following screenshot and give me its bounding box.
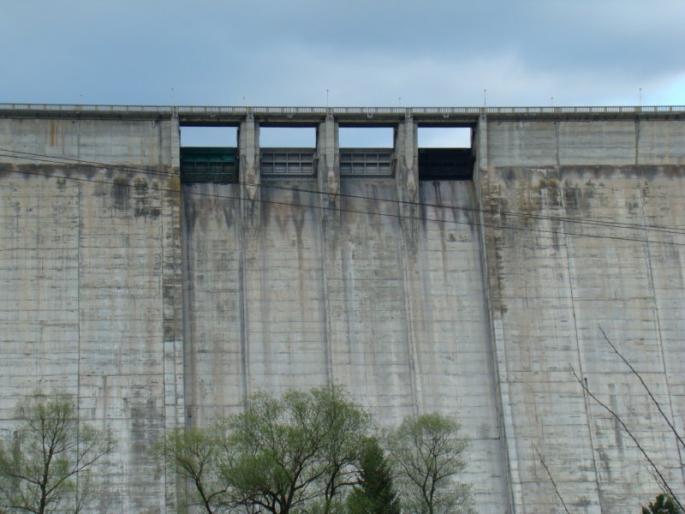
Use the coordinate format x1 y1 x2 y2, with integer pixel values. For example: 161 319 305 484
347 437 401 514
642 493 683 514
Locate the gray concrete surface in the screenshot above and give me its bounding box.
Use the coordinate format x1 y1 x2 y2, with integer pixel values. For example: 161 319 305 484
0 117 184 513
481 118 685 513
1 106 684 513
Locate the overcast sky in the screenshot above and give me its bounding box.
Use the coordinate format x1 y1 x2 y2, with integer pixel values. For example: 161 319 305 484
2 0 684 145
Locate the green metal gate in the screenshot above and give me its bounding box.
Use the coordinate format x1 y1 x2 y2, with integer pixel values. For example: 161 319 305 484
180 147 238 183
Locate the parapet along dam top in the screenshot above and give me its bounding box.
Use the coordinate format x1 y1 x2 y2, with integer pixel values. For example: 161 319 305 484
1 102 684 120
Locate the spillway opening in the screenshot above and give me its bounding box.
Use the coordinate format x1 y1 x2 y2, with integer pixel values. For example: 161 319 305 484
339 126 394 177
180 125 238 184
260 126 316 177
339 126 394 148
417 126 474 181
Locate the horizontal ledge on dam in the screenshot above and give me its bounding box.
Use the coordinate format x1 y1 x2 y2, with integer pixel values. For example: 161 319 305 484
1 103 684 124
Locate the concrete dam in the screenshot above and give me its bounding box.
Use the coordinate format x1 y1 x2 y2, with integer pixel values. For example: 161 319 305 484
0 103 684 513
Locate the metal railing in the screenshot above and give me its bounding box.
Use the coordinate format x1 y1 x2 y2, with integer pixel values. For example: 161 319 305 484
1 103 684 117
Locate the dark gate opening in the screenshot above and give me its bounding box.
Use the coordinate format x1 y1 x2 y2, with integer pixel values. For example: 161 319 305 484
180 147 238 184
418 148 474 180
417 126 474 181
180 126 238 184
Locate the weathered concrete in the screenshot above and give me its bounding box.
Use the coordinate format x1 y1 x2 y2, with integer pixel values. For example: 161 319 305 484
0 117 184 513
182 177 509 511
480 118 685 513
1 106 685 513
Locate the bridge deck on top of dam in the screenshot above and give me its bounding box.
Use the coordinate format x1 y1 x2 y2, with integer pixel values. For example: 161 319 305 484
1 102 684 124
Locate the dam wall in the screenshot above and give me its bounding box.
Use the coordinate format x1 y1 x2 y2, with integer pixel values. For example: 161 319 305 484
0 104 684 513
0 116 184 513
182 178 507 510
480 117 685 512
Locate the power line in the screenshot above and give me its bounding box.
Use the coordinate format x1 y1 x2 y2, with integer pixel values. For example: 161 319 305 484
1 152 685 249
1 150 683 248
6 147 685 236
259 183 685 236
3 146 685 236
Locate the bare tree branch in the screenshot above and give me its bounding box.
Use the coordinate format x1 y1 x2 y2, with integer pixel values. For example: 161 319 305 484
570 366 684 511
599 326 685 451
534 446 571 514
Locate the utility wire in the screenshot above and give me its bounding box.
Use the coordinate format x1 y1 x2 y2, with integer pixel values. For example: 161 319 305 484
3 146 685 236
1 150 683 248
261 182 685 236
2 152 685 249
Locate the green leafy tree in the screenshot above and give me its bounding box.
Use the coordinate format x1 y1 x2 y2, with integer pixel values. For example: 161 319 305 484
346 437 400 514
0 394 114 514
388 413 471 514
642 493 683 514
223 386 369 514
154 425 232 514
314 387 370 514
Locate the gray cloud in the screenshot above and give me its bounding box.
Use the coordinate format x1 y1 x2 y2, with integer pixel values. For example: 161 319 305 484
1 0 683 106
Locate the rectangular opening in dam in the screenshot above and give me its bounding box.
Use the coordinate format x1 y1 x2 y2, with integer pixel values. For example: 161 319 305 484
418 126 474 181
180 125 238 184
181 126 237 147
260 126 316 147
339 126 394 177
418 127 472 148
339 126 393 148
260 126 316 177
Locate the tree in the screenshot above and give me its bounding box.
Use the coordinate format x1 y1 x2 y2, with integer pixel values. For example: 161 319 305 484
0 394 114 514
154 425 232 514
388 413 471 514
313 387 370 514
642 493 683 514
346 437 400 514
222 386 369 514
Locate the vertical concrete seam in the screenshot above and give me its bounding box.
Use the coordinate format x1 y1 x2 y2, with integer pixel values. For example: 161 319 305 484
395 117 422 416
555 120 560 168
396 221 422 416
76 119 81 160
76 180 82 508
475 114 518 514
318 219 334 386
561 212 604 509
172 117 182 430
635 117 640 166
238 204 251 407
557 120 604 508
159 183 168 513
178 183 193 509
238 114 258 406
175 114 194 428
482 215 518 514
162 113 184 513
316 117 337 387
180 186 194 428
639 187 684 479
158 120 163 167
